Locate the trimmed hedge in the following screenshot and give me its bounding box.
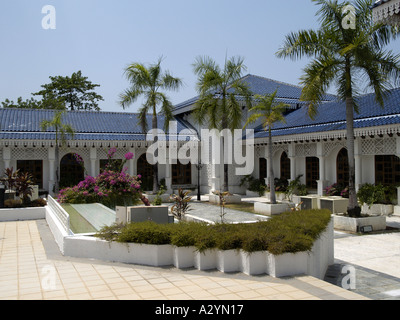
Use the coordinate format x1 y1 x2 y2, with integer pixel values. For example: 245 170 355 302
96 209 332 255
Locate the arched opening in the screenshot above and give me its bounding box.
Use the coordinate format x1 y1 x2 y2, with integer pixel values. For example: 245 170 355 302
280 152 291 180
306 157 319 190
336 148 349 186
137 153 154 191
375 155 400 186
60 153 84 188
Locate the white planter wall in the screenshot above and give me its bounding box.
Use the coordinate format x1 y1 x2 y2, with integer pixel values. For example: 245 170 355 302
0 207 46 222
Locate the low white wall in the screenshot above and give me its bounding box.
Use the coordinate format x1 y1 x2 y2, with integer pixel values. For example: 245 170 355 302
334 215 386 232
0 207 46 222
59 218 334 279
45 206 70 255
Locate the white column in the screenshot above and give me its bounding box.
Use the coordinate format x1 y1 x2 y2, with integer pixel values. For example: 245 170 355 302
129 147 137 176
48 147 55 196
90 147 97 177
317 156 326 196
288 144 296 181
3 147 11 170
316 143 326 196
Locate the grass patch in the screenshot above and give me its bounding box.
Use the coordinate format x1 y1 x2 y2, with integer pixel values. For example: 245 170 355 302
96 209 332 255
208 201 257 214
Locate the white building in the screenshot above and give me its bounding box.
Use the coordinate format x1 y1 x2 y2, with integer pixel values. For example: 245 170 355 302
1 75 399 198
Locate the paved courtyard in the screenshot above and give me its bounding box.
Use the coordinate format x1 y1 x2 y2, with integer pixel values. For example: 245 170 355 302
0 219 367 301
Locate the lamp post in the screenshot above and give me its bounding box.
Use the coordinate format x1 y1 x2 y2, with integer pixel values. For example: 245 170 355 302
195 160 203 201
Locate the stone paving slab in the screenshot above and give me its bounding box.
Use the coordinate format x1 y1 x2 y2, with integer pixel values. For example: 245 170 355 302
0 220 367 301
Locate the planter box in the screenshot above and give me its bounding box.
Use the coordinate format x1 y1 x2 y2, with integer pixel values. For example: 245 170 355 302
361 204 394 216
394 206 400 215
240 250 268 275
265 192 287 201
245 190 263 197
0 206 46 222
194 249 217 271
300 195 320 210
334 215 386 232
4 190 16 201
127 206 172 224
64 237 173 267
209 194 242 204
217 249 241 273
318 196 349 214
173 246 196 269
268 252 308 278
254 202 290 216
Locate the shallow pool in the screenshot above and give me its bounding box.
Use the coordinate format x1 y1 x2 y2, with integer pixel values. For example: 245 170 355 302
61 203 116 234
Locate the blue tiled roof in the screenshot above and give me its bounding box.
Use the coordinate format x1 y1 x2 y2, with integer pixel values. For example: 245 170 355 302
254 87 400 139
0 109 197 141
173 74 337 112
372 0 393 8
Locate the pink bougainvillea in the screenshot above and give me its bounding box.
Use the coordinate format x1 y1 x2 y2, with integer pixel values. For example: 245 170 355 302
58 148 149 207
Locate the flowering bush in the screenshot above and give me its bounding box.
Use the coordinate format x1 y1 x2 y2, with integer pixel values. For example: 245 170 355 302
324 183 348 198
58 148 148 209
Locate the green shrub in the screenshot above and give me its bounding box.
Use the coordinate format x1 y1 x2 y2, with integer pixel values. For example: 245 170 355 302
95 209 332 255
117 222 172 245
357 183 397 207
169 222 201 247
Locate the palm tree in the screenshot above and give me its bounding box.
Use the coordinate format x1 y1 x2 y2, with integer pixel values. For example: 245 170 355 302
40 110 75 194
276 0 400 217
119 58 182 193
243 90 289 204
192 55 252 192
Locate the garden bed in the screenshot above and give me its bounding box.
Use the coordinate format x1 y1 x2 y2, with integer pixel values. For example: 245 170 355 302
57 209 333 279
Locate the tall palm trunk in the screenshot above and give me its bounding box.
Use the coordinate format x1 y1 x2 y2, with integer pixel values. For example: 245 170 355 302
221 110 229 193
344 58 360 217
345 96 360 217
152 110 159 193
268 127 276 204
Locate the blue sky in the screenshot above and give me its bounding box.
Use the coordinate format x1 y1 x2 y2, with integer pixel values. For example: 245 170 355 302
0 0 397 113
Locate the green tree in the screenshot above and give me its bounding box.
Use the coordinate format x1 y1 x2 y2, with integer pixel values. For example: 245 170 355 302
192 55 252 192
243 90 289 204
33 70 103 111
276 0 400 217
1 97 43 109
40 110 75 194
119 58 182 193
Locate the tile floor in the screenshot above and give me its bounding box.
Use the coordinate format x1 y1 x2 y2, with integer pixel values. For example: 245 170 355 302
0 220 368 300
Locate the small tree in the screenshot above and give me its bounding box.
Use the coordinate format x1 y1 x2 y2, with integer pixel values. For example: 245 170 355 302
15 172 34 205
243 90 289 204
119 58 182 193
40 110 75 194
170 188 192 221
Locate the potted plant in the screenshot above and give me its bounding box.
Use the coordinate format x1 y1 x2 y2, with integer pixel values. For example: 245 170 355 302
357 183 395 216
170 188 192 221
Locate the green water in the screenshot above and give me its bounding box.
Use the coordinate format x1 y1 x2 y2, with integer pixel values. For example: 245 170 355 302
62 204 97 234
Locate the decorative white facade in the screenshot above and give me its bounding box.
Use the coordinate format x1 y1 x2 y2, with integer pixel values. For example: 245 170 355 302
1 75 400 198
373 0 400 25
